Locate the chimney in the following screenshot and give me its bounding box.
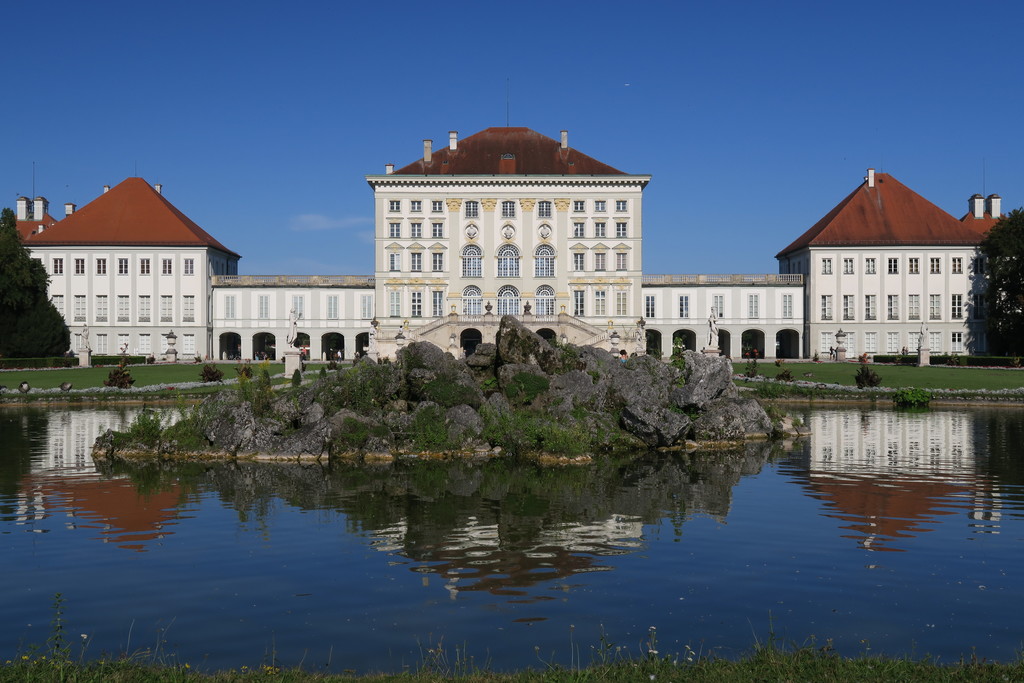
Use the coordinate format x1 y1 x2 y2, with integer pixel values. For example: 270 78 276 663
103 185 110 193
154 183 162 195
560 130 568 150
969 193 985 219
385 163 394 175
34 196 48 219
64 202 76 216
16 196 30 220
449 130 458 151
423 139 432 164
865 168 875 188
987 194 1002 218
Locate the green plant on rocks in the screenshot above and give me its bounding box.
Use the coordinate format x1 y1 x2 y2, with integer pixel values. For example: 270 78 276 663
504 372 550 405
893 387 932 408
854 364 882 388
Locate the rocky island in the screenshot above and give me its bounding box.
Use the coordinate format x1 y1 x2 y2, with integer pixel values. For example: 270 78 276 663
94 317 788 463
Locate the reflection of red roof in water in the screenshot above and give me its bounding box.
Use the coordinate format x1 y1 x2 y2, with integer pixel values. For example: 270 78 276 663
805 473 968 552
26 475 184 552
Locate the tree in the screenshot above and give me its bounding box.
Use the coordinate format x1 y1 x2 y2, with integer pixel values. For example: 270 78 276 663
980 208 1024 355
0 208 69 357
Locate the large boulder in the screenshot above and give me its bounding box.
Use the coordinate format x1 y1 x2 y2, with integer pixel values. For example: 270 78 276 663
671 350 738 410
399 341 484 409
495 316 576 375
691 397 773 441
620 404 692 447
446 404 484 446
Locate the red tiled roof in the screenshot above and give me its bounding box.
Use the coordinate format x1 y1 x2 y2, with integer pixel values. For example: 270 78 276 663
777 173 984 258
959 212 1000 236
25 178 240 258
16 213 60 241
391 127 627 176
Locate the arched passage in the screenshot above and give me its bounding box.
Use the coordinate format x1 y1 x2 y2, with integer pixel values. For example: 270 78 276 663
672 329 697 353
718 330 731 357
536 328 556 342
322 332 345 361
355 332 370 358
253 332 277 361
461 328 483 356
742 329 765 358
776 329 800 359
219 332 241 360
645 329 663 358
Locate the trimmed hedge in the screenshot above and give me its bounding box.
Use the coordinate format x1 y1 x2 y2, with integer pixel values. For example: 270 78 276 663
0 357 78 369
872 354 1023 367
92 355 148 366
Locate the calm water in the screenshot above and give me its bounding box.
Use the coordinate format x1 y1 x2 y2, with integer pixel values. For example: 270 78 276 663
1 404 1023 672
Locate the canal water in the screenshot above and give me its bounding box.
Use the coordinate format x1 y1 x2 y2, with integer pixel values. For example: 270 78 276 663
1 404 1022 673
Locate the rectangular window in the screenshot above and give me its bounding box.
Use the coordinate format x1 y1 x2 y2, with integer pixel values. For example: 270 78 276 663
594 222 606 238
291 295 305 319
679 295 690 318
258 295 269 319
843 258 854 275
951 332 964 353
140 258 150 275
946 294 962 321
361 294 373 319
930 294 941 320
645 295 656 318
887 294 899 320
930 257 941 274
411 292 422 317
410 222 422 238
888 257 899 274
573 222 585 238
864 295 877 320
52 258 64 275
615 200 627 212
162 258 172 275
573 290 585 316
432 252 444 272
117 295 129 322
594 200 607 213
389 252 400 272
820 332 833 355
410 200 422 213
538 201 552 218
594 252 606 271
909 257 920 274
389 222 401 238
160 295 173 322
137 334 149 355
410 252 422 272
865 258 876 275
820 295 833 320
821 258 833 275
182 334 196 356
96 334 108 354
96 258 107 275
118 257 128 275
74 295 86 321
952 257 963 274
388 199 401 212
713 294 725 319
615 222 627 238
74 258 85 275
52 295 64 315
573 253 584 271
747 294 760 319
595 290 607 316
842 294 854 320
183 295 195 322
431 200 444 213
225 295 236 320
464 201 479 218
930 331 941 353
501 201 516 218
908 294 920 320
573 200 585 212
972 293 985 319
864 332 877 353
139 296 151 322
782 293 793 319
432 290 444 317
117 334 129 354
974 257 986 275
95 295 108 322
431 222 443 238
616 291 628 316
389 291 401 317
616 252 627 271
184 258 195 275
887 331 900 353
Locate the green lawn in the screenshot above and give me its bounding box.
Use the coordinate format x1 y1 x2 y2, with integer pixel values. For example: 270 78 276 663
0 362 294 391
734 360 1024 391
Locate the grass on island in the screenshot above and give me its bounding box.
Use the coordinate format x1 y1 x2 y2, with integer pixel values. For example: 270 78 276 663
733 360 1024 392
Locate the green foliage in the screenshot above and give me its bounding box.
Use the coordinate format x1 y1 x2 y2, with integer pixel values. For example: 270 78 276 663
743 357 759 378
893 387 932 408
116 409 163 448
854 364 882 388
0 356 78 369
291 369 302 387
235 362 254 379
503 372 550 405
199 363 224 383
775 368 794 382
981 208 1024 354
480 406 590 456
237 363 275 416
422 377 479 408
410 404 452 451
480 376 499 393
103 357 135 388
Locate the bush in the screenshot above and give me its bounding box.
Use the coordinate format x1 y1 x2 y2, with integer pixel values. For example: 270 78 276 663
744 358 759 378
291 369 302 387
776 368 793 382
854 364 882 388
103 359 135 388
121 409 163 448
93 355 147 366
893 387 932 408
200 364 224 383
0 356 78 369
235 362 253 379
503 372 550 405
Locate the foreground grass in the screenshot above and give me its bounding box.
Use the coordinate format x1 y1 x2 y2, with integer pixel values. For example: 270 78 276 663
734 360 1024 391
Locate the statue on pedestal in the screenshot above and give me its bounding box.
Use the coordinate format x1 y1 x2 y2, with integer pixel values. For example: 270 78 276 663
707 308 719 347
287 308 299 347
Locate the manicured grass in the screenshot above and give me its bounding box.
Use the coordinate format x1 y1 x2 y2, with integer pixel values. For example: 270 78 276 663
734 360 1024 391
0 362 293 391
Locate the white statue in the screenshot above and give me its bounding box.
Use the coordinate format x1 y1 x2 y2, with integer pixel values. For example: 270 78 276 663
81 325 91 351
286 308 299 347
707 308 719 347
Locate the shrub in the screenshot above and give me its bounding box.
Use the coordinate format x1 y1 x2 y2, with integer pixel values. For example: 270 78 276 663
893 387 932 408
854 364 882 388
122 409 163 448
200 364 224 383
235 362 254 379
423 377 479 408
327 360 338 370
504 372 550 405
103 358 135 388
744 358 759 378
291 369 302 387
776 368 793 382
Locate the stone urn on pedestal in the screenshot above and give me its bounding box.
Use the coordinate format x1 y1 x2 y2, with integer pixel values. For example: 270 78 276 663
835 328 847 362
164 330 179 363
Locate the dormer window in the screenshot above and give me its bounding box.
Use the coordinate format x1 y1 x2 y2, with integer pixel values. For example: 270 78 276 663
500 153 515 160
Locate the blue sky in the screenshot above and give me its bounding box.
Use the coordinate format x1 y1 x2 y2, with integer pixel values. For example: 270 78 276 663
6 0 1022 275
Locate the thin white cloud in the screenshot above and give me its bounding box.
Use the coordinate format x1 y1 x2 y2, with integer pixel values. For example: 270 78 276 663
288 213 372 232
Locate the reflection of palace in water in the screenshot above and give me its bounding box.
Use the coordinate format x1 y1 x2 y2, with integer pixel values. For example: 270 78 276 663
11 409 186 552
797 409 1002 551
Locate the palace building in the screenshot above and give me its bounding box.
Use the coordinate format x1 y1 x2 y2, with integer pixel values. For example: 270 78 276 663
17 127 999 361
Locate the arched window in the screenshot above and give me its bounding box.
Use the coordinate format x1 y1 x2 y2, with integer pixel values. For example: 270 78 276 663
497 244 520 278
534 244 555 278
535 286 555 316
497 285 521 316
463 286 482 316
462 244 482 278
